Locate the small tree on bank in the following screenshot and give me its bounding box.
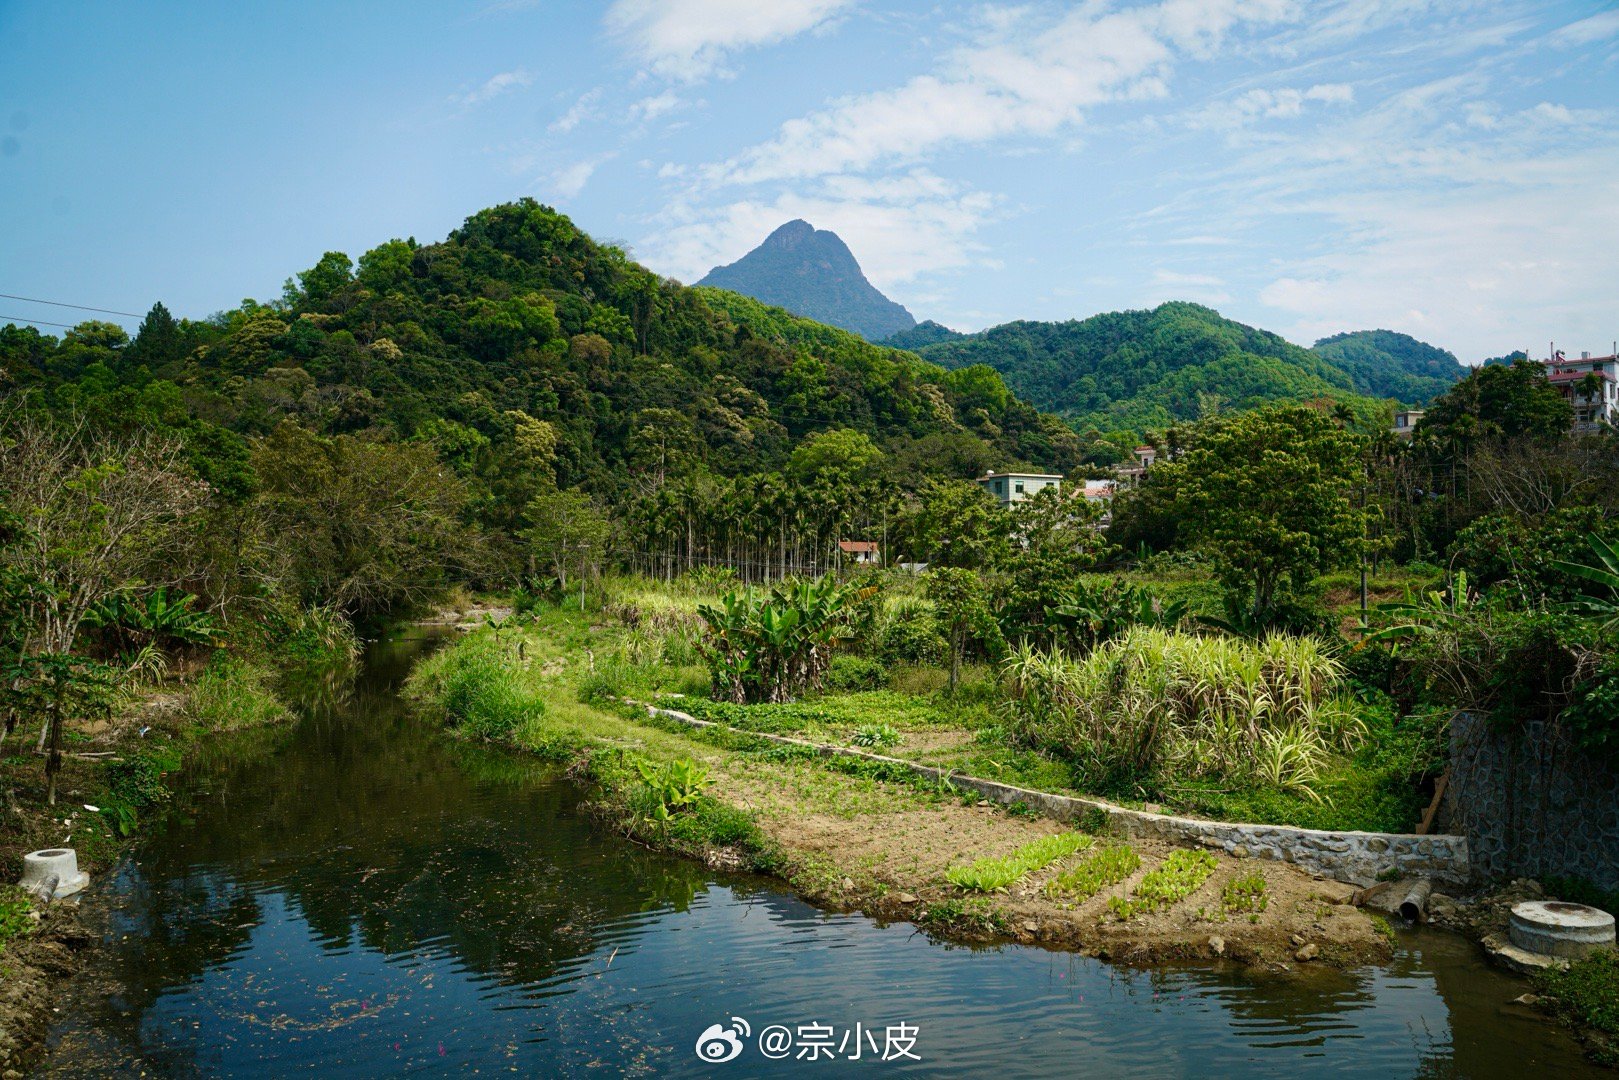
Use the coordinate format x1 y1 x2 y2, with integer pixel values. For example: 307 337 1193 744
926 567 1005 693
524 488 611 603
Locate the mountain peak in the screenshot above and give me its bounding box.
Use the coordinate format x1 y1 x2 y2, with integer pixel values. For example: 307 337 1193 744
697 221 915 342
764 219 817 246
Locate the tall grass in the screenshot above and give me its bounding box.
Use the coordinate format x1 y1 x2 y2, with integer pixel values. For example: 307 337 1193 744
405 635 544 740
184 655 292 730
1003 627 1365 800
272 605 362 671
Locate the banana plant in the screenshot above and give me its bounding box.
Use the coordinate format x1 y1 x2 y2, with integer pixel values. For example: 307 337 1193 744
1359 570 1478 650
696 575 874 703
1552 533 1619 630
85 588 219 652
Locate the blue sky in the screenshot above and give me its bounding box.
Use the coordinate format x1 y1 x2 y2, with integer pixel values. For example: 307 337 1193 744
1 0 1616 362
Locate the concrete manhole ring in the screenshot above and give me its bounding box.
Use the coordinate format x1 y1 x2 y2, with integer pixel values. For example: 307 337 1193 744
1509 900 1616 960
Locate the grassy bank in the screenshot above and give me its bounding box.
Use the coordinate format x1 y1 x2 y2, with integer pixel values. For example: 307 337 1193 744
1536 951 1619 1067
402 592 1393 968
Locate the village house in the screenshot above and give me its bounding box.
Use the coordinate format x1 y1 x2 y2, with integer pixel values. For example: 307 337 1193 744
837 540 881 566
1112 445 1157 488
975 470 1063 509
1392 410 1424 440
1542 349 1619 433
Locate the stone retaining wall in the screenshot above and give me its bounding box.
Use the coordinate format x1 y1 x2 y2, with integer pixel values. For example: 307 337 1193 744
639 702 1470 887
1450 711 1619 891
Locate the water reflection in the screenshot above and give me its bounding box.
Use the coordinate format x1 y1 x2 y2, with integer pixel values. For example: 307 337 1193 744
43 631 1603 1077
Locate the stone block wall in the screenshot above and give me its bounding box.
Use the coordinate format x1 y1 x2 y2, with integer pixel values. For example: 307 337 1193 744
1450 711 1619 891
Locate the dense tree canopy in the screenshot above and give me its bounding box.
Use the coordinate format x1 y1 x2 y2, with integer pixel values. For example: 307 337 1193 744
1119 406 1369 621
1310 329 1464 404
1415 358 1572 452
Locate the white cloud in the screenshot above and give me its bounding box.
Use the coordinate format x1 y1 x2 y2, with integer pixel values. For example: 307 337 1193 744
706 0 1295 184
630 91 685 123
1190 82 1354 128
1549 9 1619 46
547 154 616 200
1220 69 1619 360
550 89 603 134
1258 164 1619 361
449 69 532 107
605 0 854 81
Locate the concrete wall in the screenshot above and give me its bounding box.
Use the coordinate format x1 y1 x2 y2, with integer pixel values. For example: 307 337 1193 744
640 701 1470 887
1450 711 1619 891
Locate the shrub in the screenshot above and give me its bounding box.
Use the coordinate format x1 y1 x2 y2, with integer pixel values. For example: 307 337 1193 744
271 605 361 671
876 597 947 665
633 757 713 821
100 743 184 836
0 888 34 955
850 723 900 748
825 654 889 693
1535 950 1619 1066
945 832 1091 892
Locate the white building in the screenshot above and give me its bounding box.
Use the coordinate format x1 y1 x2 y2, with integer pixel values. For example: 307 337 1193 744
1543 351 1619 433
975 471 1063 509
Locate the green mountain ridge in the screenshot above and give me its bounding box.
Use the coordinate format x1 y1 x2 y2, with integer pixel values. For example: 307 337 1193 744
904 302 1389 437
883 320 964 350
0 200 1079 495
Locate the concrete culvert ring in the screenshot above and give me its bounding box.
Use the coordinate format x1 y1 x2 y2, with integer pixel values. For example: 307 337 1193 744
19 848 90 899
1509 900 1616 960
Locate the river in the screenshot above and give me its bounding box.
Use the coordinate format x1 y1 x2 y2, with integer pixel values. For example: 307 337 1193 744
38 629 1604 1077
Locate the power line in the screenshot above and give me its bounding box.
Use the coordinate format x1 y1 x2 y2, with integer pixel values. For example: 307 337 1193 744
0 293 144 319
0 314 81 330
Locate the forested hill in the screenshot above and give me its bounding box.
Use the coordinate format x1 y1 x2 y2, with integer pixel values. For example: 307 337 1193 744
697 220 917 342
883 320 964 350
1310 329 1464 403
905 302 1384 437
0 200 1080 496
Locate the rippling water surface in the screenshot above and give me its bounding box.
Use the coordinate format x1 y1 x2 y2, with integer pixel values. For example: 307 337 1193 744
42 630 1602 1077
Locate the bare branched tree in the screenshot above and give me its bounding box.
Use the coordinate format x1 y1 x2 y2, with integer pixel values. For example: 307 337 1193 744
0 406 211 657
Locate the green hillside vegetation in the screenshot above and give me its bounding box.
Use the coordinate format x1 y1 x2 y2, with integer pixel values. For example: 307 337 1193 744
1311 329 1464 403
907 302 1387 444
2 200 1081 589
